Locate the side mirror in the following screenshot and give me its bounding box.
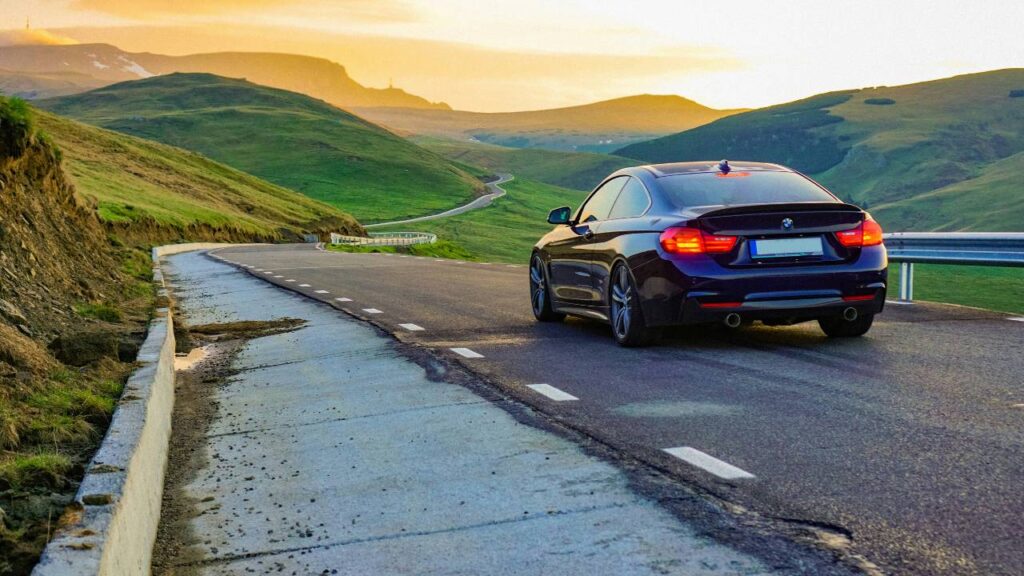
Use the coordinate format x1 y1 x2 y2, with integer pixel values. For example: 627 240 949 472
547 206 572 225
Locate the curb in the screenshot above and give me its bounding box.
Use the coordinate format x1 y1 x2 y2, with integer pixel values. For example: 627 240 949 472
31 243 256 575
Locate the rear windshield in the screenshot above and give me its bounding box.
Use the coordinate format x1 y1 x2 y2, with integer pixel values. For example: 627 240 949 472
659 171 838 209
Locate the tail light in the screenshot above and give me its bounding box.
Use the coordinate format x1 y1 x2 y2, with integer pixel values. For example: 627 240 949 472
835 218 883 248
660 227 738 254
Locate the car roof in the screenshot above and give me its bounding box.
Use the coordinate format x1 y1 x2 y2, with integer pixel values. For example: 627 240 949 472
639 161 792 177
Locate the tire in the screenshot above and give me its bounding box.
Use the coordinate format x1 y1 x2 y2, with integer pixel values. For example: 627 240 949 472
530 254 565 322
819 313 874 338
609 263 659 347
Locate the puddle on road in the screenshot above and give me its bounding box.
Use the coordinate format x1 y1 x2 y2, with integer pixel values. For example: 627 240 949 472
611 400 741 418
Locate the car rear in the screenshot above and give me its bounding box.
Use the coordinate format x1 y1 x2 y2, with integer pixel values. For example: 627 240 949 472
635 165 887 331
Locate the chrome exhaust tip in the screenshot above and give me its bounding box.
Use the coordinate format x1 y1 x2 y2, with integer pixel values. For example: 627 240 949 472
724 313 742 328
843 307 859 321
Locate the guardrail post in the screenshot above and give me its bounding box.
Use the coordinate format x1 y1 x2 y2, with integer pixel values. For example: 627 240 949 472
898 262 914 302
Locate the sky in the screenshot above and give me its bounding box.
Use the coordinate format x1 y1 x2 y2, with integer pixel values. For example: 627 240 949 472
2 0 1023 112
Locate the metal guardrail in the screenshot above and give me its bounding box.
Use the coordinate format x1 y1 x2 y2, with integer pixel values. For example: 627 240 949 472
884 233 1024 302
329 231 437 247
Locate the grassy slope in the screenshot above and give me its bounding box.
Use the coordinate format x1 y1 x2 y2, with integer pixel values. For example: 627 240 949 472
616 70 1024 232
38 73 483 223
376 179 587 263
35 108 362 239
889 265 1024 315
355 95 744 153
414 136 638 191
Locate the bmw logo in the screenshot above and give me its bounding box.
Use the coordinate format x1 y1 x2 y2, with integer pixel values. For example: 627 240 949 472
782 218 794 230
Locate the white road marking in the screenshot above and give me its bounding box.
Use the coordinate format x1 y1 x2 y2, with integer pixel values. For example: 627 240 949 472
315 290 329 294
1008 317 1024 322
886 300 914 305
299 283 311 287
274 275 283 278
663 447 755 480
527 384 578 401
263 271 274 275
254 268 263 271
286 279 296 283
398 323 425 331
434 259 445 262
363 308 383 314
450 347 483 358
335 297 352 302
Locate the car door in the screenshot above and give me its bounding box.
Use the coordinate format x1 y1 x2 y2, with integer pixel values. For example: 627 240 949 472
547 176 626 304
589 177 653 306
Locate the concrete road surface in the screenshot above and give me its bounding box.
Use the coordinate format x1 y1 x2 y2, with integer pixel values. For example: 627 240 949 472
207 244 1024 576
157 251 858 575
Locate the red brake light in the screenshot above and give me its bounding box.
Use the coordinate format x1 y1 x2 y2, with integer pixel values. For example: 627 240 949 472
660 227 738 254
862 219 883 246
835 218 883 248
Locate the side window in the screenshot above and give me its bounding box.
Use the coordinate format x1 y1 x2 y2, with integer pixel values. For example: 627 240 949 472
577 177 627 223
608 177 651 219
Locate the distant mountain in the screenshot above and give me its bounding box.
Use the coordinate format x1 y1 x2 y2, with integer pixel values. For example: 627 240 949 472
355 95 745 153
0 43 449 109
39 73 483 223
616 70 1024 232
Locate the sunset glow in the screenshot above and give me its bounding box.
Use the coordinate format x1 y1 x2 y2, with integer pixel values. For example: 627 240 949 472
3 0 1023 111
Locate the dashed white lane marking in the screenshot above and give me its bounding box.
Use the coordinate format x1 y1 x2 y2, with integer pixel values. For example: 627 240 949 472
263 271 274 275
886 300 914 305
315 290 329 294
450 347 483 359
286 279 296 283
335 297 352 302
254 268 263 271
274 275 283 278
398 323 425 331
434 259 445 262
527 384 578 402
663 447 755 480
298 283 311 287
363 308 383 314
1008 317 1024 322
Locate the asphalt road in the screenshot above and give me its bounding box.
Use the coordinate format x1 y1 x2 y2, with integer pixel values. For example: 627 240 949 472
211 244 1024 576
364 173 512 228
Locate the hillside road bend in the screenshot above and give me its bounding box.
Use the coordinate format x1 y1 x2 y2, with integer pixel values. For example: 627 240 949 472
202 244 1022 575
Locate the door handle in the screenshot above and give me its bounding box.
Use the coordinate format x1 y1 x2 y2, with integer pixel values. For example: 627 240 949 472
584 230 595 240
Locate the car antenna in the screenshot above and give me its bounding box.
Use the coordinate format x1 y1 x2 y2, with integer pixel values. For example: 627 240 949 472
718 159 731 174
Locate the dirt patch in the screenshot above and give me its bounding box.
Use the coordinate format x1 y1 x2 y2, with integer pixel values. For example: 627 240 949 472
151 340 242 576
151 317 306 575
186 318 306 340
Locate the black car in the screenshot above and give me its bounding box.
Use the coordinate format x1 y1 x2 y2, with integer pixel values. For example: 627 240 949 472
530 161 887 346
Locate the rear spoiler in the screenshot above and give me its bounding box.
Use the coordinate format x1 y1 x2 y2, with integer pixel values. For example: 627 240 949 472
696 202 862 218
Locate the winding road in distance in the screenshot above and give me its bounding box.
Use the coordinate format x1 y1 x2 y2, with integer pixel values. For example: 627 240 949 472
210 244 1024 576
364 173 513 228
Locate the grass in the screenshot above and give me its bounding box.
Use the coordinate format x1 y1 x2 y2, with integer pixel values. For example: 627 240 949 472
889 264 1024 314
74 302 122 322
34 108 362 240
39 73 484 223
326 239 477 260
375 179 586 263
415 136 638 191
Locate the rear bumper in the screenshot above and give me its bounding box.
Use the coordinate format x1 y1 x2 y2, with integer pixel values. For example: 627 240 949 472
633 245 888 326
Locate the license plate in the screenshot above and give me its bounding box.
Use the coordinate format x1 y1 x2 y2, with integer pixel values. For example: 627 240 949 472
751 237 824 259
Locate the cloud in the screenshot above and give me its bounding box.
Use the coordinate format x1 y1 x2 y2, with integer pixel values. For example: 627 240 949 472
0 28 78 46
70 0 416 21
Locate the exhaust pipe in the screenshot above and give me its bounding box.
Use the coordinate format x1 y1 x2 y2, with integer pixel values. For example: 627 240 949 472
843 307 859 321
724 313 742 328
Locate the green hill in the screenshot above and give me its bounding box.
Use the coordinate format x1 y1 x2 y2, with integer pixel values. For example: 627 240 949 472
356 94 744 153
38 73 485 223
34 107 363 243
415 136 639 191
616 70 1024 231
